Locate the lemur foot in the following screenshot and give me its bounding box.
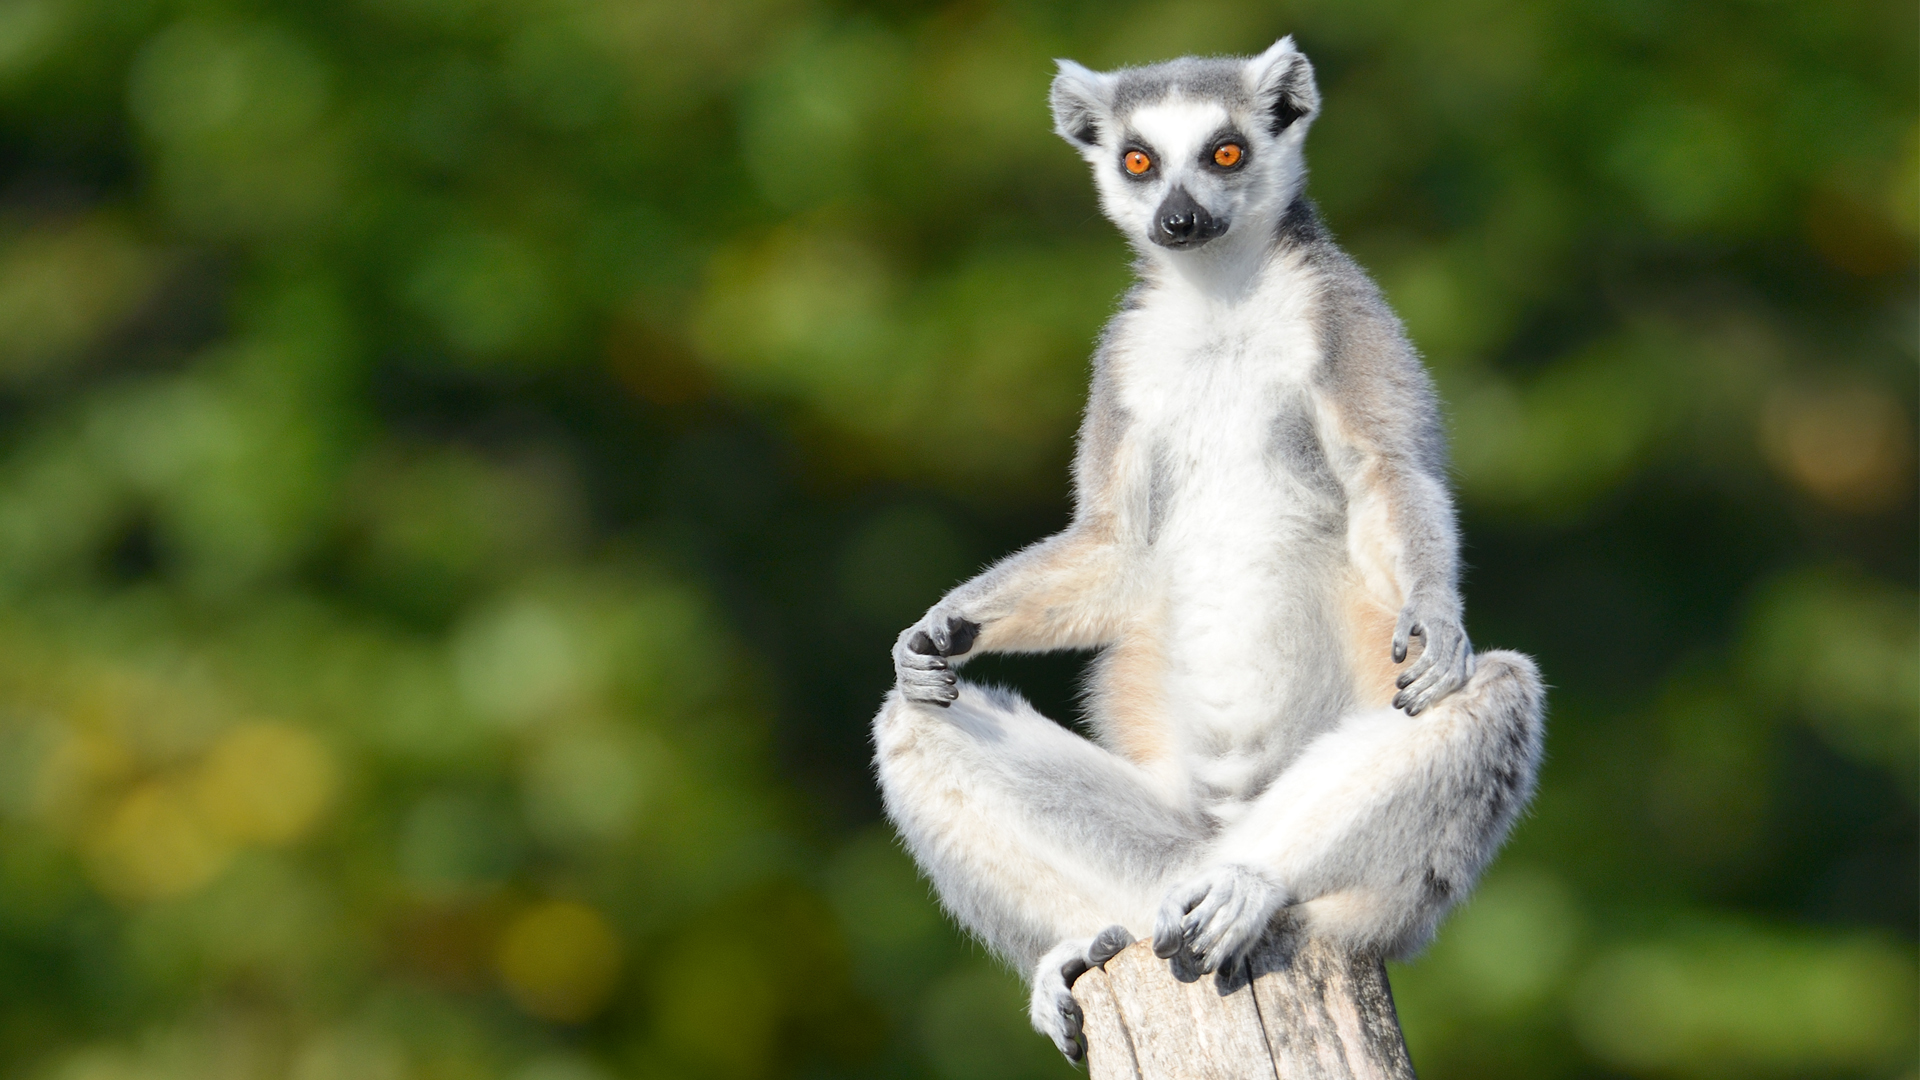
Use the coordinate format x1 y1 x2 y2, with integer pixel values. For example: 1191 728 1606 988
1392 599 1473 716
892 608 981 708
1029 925 1132 1062
1152 864 1288 975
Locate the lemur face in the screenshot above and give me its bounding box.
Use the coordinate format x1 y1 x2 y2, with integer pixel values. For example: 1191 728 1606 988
1050 39 1320 259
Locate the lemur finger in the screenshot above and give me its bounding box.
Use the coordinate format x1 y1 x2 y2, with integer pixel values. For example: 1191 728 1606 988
1089 924 1132 965
1391 609 1420 664
1395 670 1438 713
1049 995 1085 1062
1057 1027 1085 1064
1218 915 1271 971
1189 888 1251 965
1393 670 1435 708
1182 899 1228 949
1186 878 1228 920
943 617 981 657
1395 644 1438 690
1151 912 1184 958
1406 682 1447 716
902 674 959 707
899 663 955 689
1188 913 1231 968
1153 884 1206 958
1059 956 1090 988
907 630 939 655
1396 634 1462 706
1031 941 1092 1061
897 649 947 671
1413 634 1451 684
1400 656 1466 715
1190 877 1264 966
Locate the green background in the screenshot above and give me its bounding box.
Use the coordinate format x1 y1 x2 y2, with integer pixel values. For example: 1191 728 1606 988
0 0 1912 1077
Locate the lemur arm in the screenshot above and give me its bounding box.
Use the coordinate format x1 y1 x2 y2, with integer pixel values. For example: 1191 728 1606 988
939 525 1129 653
892 363 1136 704
1310 269 1470 715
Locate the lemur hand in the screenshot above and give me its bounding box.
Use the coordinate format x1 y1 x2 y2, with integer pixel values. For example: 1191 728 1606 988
1152 864 1288 975
1029 926 1132 1061
892 607 982 708
1391 598 1471 716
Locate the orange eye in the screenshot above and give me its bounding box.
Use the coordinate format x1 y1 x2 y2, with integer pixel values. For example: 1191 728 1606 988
1214 143 1243 168
1124 150 1152 175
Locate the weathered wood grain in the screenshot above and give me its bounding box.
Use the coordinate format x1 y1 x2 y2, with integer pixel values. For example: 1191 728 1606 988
1072 966 1141 1080
1069 934 1417 1080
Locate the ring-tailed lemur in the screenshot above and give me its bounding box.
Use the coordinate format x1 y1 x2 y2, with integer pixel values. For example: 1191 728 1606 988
873 38 1544 1062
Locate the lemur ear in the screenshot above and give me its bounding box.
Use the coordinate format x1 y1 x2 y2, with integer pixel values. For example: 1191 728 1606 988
1050 59 1113 148
1246 37 1320 137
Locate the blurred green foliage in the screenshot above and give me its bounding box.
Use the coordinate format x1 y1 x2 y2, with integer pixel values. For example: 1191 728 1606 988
0 0 1911 1078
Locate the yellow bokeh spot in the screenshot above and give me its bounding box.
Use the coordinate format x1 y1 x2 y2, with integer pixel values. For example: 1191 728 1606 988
86 781 232 902
194 721 336 846
495 900 623 1023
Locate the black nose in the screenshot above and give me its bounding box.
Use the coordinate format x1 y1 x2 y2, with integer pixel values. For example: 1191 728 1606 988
1151 188 1225 248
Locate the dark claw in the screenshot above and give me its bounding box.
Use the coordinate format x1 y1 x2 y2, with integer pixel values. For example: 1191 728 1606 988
1392 692 1407 711
1391 640 1407 664
1395 672 1412 689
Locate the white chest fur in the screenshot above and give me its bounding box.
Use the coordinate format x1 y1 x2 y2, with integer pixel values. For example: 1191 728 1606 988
1108 259 1357 805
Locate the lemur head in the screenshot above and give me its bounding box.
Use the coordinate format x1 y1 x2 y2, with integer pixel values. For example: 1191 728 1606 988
1050 39 1319 262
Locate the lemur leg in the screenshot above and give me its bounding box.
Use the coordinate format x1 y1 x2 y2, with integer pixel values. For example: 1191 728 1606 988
1154 650 1544 971
874 682 1208 1058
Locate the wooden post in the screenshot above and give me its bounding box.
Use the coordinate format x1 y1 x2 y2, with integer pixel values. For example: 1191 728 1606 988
1071 930 1418 1080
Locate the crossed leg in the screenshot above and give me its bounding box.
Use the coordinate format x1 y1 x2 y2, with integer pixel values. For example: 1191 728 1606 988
1155 649 1545 970
873 651 1543 1058
872 683 1210 1058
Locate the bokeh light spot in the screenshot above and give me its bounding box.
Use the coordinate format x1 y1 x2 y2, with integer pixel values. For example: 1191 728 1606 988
194 720 336 846
454 597 589 727
86 781 231 902
1761 381 1913 513
495 900 624 1023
